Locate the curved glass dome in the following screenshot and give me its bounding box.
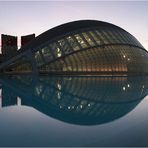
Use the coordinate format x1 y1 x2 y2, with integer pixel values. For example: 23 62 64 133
0 20 148 75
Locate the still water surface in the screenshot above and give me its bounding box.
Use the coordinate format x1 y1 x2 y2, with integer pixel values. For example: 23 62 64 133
0 76 148 146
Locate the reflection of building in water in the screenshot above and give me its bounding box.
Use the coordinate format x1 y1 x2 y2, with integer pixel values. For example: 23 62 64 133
0 76 148 125
17 97 21 106
0 54 4 64
0 86 21 107
0 20 148 75
1 87 17 107
0 88 2 108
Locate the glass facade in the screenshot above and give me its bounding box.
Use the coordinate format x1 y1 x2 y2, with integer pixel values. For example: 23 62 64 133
1 20 148 75
39 45 148 75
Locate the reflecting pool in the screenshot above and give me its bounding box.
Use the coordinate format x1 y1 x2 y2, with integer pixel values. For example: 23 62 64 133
0 76 148 146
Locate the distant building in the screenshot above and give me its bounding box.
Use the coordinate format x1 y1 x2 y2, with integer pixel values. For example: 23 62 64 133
1 34 17 59
21 34 35 47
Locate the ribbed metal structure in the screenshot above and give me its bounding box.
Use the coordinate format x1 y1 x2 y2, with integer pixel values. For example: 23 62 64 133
0 20 148 75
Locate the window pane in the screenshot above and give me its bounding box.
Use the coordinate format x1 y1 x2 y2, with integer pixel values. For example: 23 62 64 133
82 32 95 46
34 51 44 66
49 42 62 58
95 30 107 44
66 36 80 51
41 46 53 62
89 31 101 45
58 39 72 54
74 34 88 48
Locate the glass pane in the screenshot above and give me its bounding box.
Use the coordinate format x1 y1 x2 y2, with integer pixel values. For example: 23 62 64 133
82 32 95 46
66 36 80 51
49 42 62 58
95 30 107 44
74 34 88 48
89 31 101 45
58 39 72 54
34 51 44 66
41 46 53 62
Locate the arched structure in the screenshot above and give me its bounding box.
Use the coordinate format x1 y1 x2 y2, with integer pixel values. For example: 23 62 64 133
0 20 148 75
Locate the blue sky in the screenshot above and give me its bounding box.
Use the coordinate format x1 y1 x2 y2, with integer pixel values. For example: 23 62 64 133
0 1 148 50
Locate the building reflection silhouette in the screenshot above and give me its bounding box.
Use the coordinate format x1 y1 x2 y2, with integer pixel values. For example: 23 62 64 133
1 88 17 107
0 76 148 125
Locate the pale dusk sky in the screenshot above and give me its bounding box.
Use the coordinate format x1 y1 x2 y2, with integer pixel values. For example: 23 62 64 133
0 1 148 51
